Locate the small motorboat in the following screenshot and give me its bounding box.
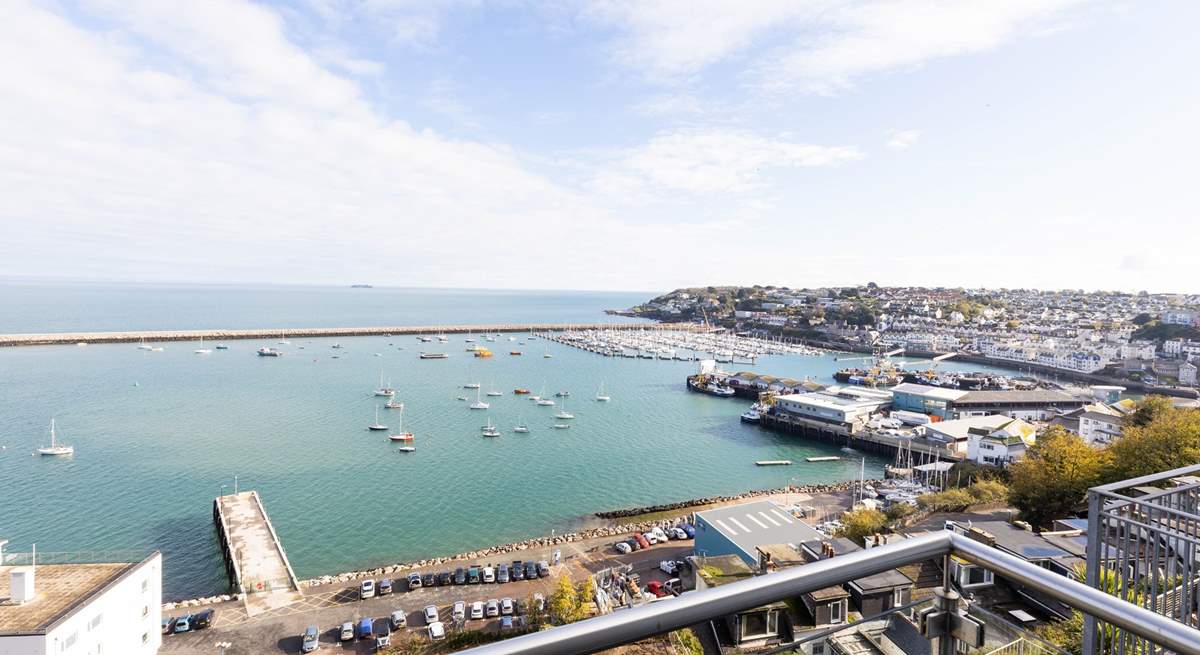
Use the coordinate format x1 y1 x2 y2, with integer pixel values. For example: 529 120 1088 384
215 344 229 350
513 424 530 433
513 388 531 395
553 424 570 430
397 446 415 452
419 352 448 359
256 347 282 357
510 351 522 356
456 396 468 401
555 391 570 398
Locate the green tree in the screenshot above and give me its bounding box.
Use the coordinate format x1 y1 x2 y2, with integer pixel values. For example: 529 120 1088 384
836 508 888 546
548 574 582 624
1008 426 1111 528
1132 312 1153 325
1110 404 1200 480
1124 395 1176 428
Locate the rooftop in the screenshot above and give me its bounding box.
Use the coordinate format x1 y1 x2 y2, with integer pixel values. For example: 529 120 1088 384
696 500 824 561
0 562 136 634
954 389 1083 405
890 382 969 402
926 415 1024 441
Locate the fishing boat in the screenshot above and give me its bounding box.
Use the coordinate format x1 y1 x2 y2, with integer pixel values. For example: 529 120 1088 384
419 352 448 359
374 371 396 397
595 382 610 402
367 406 388 431
740 409 761 423
257 347 282 357
37 419 74 456
388 406 414 441
194 336 212 354
469 388 489 410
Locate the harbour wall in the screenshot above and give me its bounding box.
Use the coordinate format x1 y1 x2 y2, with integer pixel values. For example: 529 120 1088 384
0 322 687 348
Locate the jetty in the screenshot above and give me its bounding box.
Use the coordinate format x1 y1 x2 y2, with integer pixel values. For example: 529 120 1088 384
0 322 659 348
213 491 302 616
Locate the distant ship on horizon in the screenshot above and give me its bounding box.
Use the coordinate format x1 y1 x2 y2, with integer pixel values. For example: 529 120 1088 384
350 283 373 288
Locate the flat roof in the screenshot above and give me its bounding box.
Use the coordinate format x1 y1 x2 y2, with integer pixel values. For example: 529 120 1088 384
0 562 137 634
959 521 1074 561
954 390 1082 405
696 500 824 559
926 415 1020 441
890 383 968 401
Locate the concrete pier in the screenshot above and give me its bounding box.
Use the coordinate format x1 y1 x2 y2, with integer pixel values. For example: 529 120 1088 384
213 491 302 616
0 322 656 348
758 411 961 461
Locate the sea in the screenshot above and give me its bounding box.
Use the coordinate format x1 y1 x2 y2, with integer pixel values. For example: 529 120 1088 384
0 281 1015 600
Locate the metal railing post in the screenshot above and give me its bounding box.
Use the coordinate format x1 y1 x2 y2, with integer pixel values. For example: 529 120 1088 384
1084 488 1103 655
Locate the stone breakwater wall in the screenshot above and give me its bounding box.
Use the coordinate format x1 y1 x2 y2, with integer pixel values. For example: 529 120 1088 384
594 480 868 519
162 481 871 609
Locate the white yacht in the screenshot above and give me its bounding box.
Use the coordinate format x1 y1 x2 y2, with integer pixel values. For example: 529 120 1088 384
481 418 500 438
194 336 212 354
374 370 396 397
397 445 416 452
513 416 530 433
469 389 490 410
137 338 153 351
595 382 610 402
535 384 555 406
485 381 502 397
367 406 388 431
37 419 74 456
554 398 574 420
388 406 414 441
278 332 290 345
385 397 403 409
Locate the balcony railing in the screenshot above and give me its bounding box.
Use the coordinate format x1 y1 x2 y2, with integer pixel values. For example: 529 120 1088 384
458 531 1200 655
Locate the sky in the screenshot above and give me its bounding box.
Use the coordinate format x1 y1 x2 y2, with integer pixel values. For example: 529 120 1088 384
1 0 1197 293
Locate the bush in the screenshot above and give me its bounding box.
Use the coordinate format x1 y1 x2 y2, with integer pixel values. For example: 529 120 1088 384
916 488 975 512
672 628 704 655
967 479 1009 504
884 503 916 522
836 508 888 545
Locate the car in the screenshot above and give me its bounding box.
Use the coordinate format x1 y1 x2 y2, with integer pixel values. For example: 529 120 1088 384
422 572 436 587
497 564 510 583
671 527 688 540
407 572 422 590
191 608 214 629
452 600 466 622
390 610 407 629
376 622 392 648
339 622 354 641
357 617 374 640
378 578 393 595
680 522 696 538
468 566 481 584
454 567 467 585
633 533 650 549
482 566 495 583
660 560 679 575
524 561 538 580
437 570 453 586
646 580 666 597
485 599 500 618
360 579 375 600
424 605 440 624
302 624 321 652
533 593 545 613
173 615 191 633
162 617 173 635
626 537 642 551
470 601 484 620
500 597 514 615
510 561 525 581
537 560 550 577
650 527 669 543
665 578 683 594
614 541 632 554
428 621 446 641
499 616 514 631
643 531 659 545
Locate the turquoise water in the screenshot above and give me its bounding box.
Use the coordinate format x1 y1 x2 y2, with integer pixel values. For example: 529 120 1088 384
0 286 1018 600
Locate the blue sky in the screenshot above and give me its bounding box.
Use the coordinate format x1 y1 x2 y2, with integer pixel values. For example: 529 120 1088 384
1 1 1197 292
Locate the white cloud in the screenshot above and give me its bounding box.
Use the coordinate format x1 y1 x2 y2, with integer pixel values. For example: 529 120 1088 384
592 129 862 196
313 46 386 76
885 129 921 150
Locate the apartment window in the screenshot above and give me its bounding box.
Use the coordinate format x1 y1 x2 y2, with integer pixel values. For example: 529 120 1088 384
142 579 149 592
62 631 78 651
893 588 905 608
829 600 844 624
811 642 827 655
89 613 103 630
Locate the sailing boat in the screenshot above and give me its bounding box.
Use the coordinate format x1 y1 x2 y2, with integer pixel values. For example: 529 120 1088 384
137 338 153 351
388 406 414 441
595 381 610 402
463 365 480 389
513 415 530 433
37 419 74 456
481 417 500 437
554 397 575 420
469 388 489 410
367 406 388 431
278 331 290 345
374 370 396 397
194 336 212 354
543 346 553 359
485 380 502 397
535 383 555 406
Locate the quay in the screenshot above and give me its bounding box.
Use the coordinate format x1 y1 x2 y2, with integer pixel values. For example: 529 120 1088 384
0 322 658 348
758 410 961 461
212 491 303 616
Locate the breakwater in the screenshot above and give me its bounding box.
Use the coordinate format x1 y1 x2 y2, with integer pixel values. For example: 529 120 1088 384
0 322 685 348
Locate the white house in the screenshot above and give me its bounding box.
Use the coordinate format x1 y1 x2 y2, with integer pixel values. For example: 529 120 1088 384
1078 410 1124 446
0 543 162 655
964 418 1037 467
1181 362 1198 386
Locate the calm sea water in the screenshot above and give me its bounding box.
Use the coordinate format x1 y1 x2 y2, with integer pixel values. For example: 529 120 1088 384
0 285 1015 600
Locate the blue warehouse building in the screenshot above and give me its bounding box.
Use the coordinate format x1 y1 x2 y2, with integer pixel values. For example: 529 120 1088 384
693 500 824 566
889 382 967 420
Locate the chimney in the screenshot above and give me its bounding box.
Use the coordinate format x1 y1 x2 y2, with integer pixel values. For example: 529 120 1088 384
11 568 35 604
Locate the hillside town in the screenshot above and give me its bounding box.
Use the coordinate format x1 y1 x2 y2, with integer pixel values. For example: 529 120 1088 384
616 285 1200 387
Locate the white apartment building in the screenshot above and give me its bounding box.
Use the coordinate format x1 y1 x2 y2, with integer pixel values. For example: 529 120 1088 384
1164 310 1198 326
0 543 162 655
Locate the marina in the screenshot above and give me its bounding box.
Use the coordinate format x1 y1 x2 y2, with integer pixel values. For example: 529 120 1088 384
538 327 822 362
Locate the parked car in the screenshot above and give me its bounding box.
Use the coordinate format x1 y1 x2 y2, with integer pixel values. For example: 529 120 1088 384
524 561 538 580
646 580 666 598
378 578 393 596
500 597 514 615
634 533 650 549
454 567 467 585
499 616 514 631
510 561 525 581
339 622 354 641
360 579 375 600
302 624 321 652
482 566 496 583
626 537 642 551
162 617 173 635
376 622 391 648
357 617 374 640
485 599 500 618
537 561 550 577
680 523 695 538
437 570 452 586
470 601 485 620
424 605 440 624
407 572 422 590
643 531 659 545
452 600 466 622
614 541 632 554
650 527 669 543
422 572 436 587
497 564 510 583
428 621 446 641
390 610 407 629
468 566 481 584
665 578 683 594
659 560 679 575
173 615 191 633
533 592 546 613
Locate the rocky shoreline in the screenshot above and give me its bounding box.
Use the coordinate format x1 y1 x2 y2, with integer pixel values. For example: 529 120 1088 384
162 480 868 610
